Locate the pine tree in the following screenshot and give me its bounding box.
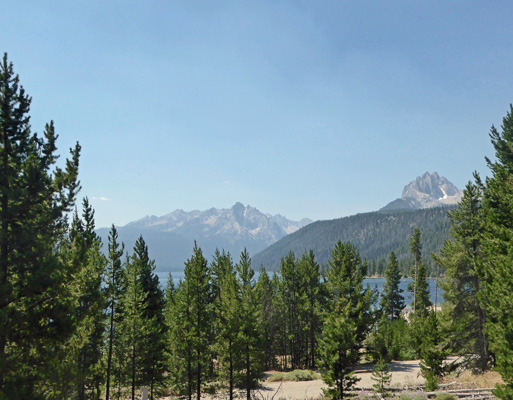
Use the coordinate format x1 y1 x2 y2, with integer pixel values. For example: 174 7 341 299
209 249 233 381
167 279 193 398
0 53 81 399
71 199 107 400
408 228 431 317
371 356 391 394
120 249 147 400
481 105 513 399
216 258 242 400
319 241 377 399
278 251 303 369
255 267 277 370
133 236 167 400
435 179 490 371
174 242 211 400
297 250 321 369
318 301 360 400
105 225 125 400
236 249 264 400
419 311 446 391
325 241 377 349
380 251 405 320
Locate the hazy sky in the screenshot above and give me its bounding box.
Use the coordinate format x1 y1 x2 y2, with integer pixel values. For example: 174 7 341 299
2 1 512 228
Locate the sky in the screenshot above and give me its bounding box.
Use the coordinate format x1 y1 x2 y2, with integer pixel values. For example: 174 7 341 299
2 1 513 228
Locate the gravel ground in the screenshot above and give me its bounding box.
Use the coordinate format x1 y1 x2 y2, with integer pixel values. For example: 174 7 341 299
255 360 425 400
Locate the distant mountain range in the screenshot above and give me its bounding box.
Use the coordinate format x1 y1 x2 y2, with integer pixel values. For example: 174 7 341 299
96 202 311 272
97 172 462 276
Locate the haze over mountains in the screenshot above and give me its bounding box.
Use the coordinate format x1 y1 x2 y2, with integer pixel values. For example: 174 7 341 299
96 202 311 271
97 172 461 274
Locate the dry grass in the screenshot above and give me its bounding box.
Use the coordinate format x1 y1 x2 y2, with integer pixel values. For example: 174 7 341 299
439 369 504 389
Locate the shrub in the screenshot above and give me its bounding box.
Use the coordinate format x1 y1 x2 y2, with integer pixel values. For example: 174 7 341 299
288 369 320 381
435 393 457 400
268 372 286 382
268 370 320 382
398 391 428 400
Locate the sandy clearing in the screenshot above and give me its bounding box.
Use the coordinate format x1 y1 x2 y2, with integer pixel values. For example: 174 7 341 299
158 360 425 400
255 360 424 400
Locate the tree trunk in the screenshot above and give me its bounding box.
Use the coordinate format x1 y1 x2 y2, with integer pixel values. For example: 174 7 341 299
0 140 9 392
106 299 115 400
246 342 251 400
229 339 233 400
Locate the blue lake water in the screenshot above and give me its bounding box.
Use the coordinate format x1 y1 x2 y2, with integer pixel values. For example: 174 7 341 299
364 277 444 306
156 272 444 305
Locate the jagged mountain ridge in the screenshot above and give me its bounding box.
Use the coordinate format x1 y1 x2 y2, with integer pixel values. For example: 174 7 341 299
381 172 463 211
97 202 312 271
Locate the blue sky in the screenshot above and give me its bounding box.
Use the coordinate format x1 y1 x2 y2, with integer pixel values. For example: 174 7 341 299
2 1 512 228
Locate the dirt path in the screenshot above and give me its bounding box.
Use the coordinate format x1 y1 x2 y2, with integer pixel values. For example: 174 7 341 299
256 360 424 400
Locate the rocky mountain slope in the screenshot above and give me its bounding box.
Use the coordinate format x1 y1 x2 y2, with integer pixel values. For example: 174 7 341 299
96 202 311 271
381 172 463 211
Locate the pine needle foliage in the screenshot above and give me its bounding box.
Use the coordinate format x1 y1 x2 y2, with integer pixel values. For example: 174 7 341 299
371 356 392 394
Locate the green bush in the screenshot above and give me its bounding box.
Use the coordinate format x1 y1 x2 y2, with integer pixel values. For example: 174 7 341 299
398 391 428 400
435 393 457 400
268 372 286 382
288 369 320 381
268 370 319 382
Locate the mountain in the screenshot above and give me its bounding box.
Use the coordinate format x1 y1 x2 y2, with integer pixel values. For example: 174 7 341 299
252 172 463 275
252 206 454 275
381 172 463 211
96 202 312 272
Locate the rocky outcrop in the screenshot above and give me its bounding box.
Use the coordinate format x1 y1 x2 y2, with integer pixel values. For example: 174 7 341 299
381 172 463 211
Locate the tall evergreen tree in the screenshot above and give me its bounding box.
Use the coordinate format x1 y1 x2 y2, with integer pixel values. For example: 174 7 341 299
325 241 377 348
419 311 447 391
319 241 376 398
380 251 405 320
278 252 303 369
120 248 147 400
481 105 513 399
297 250 322 369
209 249 233 380
236 249 264 400
133 236 167 400
105 225 125 400
216 257 242 400
408 228 431 316
318 301 360 400
175 242 211 400
435 179 490 371
255 267 278 370
167 279 193 399
0 53 81 399
70 199 107 400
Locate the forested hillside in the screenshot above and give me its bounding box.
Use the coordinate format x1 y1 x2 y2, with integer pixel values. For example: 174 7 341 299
253 206 454 276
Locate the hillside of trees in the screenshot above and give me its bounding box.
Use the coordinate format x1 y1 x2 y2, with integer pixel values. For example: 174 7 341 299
2 53 513 400
253 206 454 276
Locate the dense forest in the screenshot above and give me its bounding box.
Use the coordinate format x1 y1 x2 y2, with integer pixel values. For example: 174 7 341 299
2 53 513 400
253 206 454 276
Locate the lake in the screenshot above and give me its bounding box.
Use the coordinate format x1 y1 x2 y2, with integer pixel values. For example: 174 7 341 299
156 272 444 305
